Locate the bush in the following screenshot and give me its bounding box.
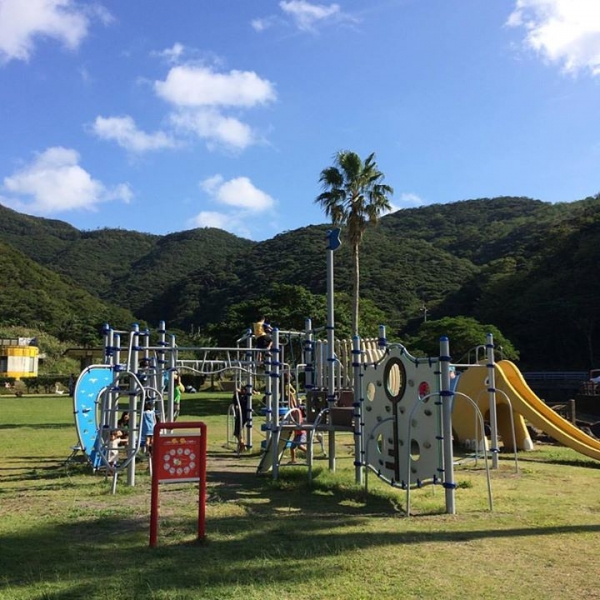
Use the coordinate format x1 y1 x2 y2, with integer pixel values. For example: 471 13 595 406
23 375 72 394
0 377 16 395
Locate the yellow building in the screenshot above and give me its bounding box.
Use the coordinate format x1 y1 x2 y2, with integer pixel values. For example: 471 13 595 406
0 338 39 378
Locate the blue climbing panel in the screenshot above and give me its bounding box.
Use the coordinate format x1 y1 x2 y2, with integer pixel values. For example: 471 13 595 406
73 365 113 469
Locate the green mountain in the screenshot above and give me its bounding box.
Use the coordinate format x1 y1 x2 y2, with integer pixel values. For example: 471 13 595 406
2 194 600 370
105 228 255 324
0 240 138 342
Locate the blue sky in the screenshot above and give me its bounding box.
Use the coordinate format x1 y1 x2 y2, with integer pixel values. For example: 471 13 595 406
1 0 600 241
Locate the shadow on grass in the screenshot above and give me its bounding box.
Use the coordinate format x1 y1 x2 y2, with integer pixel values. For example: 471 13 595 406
3 502 600 600
0 456 88 486
453 447 600 471
182 395 232 418
511 454 600 469
0 423 74 430
3 441 600 598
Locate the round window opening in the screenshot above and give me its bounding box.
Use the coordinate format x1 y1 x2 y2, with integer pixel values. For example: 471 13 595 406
383 357 407 403
366 381 376 402
410 439 421 461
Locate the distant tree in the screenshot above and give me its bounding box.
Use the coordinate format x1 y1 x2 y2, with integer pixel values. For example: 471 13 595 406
315 151 393 335
407 316 519 362
208 284 327 345
329 292 386 340
206 284 389 346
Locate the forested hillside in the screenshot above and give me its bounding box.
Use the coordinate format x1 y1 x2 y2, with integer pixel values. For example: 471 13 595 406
104 228 255 324
0 241 138 342
2 195 600 370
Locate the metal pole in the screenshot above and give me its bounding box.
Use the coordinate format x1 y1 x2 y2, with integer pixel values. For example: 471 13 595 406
440 336 456 514
157 321 167 414
487 333 499 469
352 335 363 484
127 324 139 487
304 317 314 395
245 331 254 451
271 328 281 479
378 324 387 350
326 228 341 472
168 335 176 422
102 323 111 365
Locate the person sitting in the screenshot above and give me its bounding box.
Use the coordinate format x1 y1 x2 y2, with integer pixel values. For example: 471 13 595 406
117 411 130 445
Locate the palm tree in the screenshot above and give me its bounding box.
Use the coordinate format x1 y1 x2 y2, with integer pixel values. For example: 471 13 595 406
315 150 394 335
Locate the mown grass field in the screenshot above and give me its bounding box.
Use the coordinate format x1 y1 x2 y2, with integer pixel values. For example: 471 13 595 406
2 393 600 600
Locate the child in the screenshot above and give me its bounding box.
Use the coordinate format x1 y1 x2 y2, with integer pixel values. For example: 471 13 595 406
140 401 156 454
173 371 185 420
284 373 298 409
253 315 273 362
108 429 122 467
289 407 307 464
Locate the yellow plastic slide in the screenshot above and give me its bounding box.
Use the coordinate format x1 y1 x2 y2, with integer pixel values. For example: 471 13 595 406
453 360 600 462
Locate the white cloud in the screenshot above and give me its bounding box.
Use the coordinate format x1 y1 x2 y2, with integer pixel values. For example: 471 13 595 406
1 146 132 213
91 115 179 153
251 17 279 32
398 192 423 207
155 65 276 108
199 174 224 195
154 65 275 150
507 0 600 75
253 1 356 34
170 109 255 150
200 175 275 211
189 210 230 229
151 42 186 64
279 1 341 31
0 0 110 64
187 210 252 239
190 175 276 238
380 193 422 216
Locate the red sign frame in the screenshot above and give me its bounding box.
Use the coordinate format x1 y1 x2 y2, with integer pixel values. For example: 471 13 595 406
150 421 207 547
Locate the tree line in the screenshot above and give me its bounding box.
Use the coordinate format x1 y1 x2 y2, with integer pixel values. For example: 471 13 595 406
2 159 600 371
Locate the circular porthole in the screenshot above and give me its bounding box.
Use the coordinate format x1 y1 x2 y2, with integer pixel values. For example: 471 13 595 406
410 439 421 461
383 357 407 403
366 381 376 402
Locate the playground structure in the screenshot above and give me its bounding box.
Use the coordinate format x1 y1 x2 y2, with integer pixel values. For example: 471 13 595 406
71 312 463 510
251 228 600 513
73 323 173 492
453 357 600 462
72 319 313 492
71 227 600 513
250 228 468 514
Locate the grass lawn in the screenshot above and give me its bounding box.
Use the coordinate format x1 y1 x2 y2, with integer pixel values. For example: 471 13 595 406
2 393 600 600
